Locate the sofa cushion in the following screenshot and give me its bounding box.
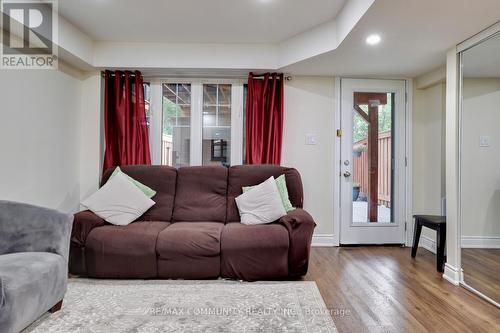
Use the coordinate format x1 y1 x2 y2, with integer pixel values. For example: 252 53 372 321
82 172 156 226
101 165 177 222
173 166 228 222
243 174 295 212
235 176 287 225
220 223 289 281
109 166 157 198
85 222 170 278
227 165 304 222
156 222 223 279
0 252 66 333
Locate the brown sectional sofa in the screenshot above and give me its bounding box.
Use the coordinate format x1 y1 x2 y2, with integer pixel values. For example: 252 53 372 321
69 164 316 281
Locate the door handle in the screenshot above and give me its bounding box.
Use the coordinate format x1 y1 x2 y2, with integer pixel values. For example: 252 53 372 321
343 171 351 178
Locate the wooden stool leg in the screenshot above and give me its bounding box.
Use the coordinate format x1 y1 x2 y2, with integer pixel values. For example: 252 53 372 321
436 225 446 272
49 299 63 313
411 220 422 258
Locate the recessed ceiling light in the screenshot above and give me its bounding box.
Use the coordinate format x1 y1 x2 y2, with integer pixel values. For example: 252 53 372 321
366 34 381 46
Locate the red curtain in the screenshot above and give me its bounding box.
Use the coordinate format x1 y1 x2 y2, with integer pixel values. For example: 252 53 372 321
245 72 284 164
103 70 151 172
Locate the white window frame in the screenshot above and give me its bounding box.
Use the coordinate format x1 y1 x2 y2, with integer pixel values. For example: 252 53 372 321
146 78 245 167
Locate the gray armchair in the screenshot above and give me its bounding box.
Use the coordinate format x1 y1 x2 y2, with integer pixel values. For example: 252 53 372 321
0 201 73 333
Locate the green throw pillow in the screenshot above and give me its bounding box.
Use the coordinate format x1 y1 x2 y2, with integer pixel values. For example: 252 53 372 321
243 174 294 212
109 167 157 198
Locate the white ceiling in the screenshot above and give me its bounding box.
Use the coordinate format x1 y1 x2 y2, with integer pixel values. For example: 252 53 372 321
463 32 500 78
58 0 347 44
57 0 500 77
283 0 500 77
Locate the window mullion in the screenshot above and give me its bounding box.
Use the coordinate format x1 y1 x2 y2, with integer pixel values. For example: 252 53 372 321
231 83 244 166
216 84 219 127
190 82 203 166
150 82 163 165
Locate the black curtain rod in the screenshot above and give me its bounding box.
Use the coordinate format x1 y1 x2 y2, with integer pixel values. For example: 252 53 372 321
251 75 292 81
101 72 291 80
101 72 138 77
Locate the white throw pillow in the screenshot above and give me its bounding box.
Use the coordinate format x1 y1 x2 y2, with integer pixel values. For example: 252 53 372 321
81 172 155 226
235 176 287 225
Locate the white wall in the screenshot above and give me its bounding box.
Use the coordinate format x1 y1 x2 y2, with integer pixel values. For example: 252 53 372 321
412 82 446 245
79 74 102 202
282 76 335 238
461 78 500 239
0 69 83 213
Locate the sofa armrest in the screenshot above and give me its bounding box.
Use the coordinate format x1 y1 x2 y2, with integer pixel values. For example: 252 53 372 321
71 210 106 247
69 210 106 276
278 208 316 277
0 201 73 262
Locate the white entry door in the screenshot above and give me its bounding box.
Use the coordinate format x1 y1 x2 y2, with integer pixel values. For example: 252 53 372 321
340 79 407 244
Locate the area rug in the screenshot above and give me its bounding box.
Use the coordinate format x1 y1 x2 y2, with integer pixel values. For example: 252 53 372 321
24 279 337 333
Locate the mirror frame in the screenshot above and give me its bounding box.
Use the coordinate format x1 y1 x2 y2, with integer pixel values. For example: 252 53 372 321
457 22 500 308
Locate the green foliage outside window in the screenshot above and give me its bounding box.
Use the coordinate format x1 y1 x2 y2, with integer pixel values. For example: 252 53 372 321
163 97 180 136
352 93 392 143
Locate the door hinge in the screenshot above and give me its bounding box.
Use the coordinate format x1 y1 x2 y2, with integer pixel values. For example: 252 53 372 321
336 129 343 137
404 222 407 231
405 157 408 167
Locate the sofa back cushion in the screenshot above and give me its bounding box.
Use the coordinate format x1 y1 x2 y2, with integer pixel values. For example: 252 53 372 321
227 165 303 222
101 165 177 222
173 166 228 222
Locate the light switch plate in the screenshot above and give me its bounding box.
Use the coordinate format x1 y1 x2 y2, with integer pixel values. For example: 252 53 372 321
305 134 317 145
479 136 491 147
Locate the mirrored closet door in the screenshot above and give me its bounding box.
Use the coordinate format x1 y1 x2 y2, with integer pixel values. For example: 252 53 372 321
460 31 500 306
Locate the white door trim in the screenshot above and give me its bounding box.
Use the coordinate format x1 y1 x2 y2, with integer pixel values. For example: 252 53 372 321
333 77 342 246
405 79 414 246
333 78 412 245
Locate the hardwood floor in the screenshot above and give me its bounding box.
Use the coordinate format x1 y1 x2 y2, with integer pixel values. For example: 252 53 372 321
462 248 500 303
304 247 500 333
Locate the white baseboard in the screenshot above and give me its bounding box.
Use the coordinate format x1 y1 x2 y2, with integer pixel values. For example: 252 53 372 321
419 235 437 254
461 236 500 249
443 263 461 286
312 234 335 247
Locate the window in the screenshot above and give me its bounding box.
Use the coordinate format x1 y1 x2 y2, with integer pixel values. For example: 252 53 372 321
162 83 191 168
202 84 231 166
147 79 244 167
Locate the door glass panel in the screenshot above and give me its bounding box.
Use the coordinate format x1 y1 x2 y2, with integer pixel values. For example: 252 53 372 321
162 83 191 168
202 84 231 166
352 92 394 223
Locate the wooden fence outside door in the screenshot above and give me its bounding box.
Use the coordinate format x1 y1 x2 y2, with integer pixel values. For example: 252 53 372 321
352 131 392 208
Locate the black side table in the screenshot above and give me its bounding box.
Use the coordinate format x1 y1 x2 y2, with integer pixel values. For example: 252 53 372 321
411 215 446 272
